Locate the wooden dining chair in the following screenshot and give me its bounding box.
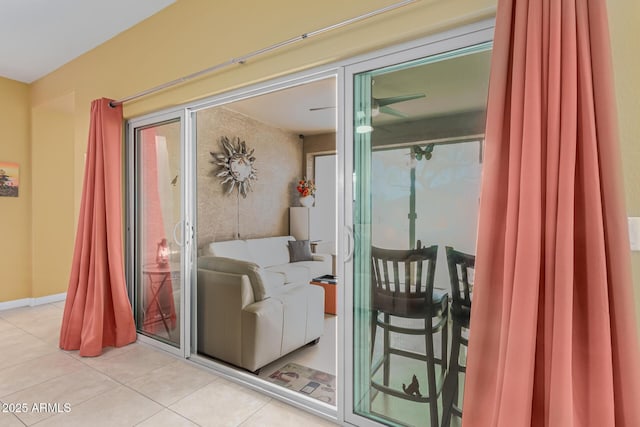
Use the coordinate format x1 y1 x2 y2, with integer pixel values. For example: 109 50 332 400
370 241 449 427
441 246 475 427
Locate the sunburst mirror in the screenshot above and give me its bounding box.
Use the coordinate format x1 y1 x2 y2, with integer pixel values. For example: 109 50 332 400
210 136 258 198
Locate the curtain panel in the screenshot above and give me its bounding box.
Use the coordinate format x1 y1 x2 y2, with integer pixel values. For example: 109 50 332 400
464 0 640 426
59 98 136 357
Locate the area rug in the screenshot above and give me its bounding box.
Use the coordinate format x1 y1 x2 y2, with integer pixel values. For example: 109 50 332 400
265 362 336 405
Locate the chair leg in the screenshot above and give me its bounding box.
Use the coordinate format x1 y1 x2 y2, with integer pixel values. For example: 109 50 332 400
425 319 439 427
441 322 461 427
383 313 390 386
370 310 377 361
441 312 448 373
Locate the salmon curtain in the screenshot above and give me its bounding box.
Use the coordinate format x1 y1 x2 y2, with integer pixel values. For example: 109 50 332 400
59 98 136 357
464 0 640 426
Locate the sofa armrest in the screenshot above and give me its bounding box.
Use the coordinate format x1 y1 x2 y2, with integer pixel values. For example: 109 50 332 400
198 256 284 301
197 269 254 367
197 269 255 308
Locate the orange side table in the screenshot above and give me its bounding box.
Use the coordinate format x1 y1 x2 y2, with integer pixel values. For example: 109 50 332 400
310 280 337 315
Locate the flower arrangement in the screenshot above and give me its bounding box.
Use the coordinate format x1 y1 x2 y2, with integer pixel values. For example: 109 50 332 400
296 177 316 197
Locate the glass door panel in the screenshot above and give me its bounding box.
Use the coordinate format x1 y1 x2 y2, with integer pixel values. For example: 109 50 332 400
134 118 183 348
351 43 491 426
190 76 339 416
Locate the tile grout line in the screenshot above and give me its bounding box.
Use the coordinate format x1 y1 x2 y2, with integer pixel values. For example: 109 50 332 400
236 398 273 427
133 406 204 427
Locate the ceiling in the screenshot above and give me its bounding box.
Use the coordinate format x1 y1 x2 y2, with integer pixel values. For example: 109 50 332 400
225 49 492 135
0 1 491 137
0 0 175 83
227 78 338 136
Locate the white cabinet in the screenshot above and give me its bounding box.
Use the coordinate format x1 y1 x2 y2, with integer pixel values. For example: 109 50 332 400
289 207 321 241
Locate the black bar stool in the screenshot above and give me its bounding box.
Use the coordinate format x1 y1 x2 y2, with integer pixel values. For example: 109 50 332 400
370 241 449 427
441 246 475 427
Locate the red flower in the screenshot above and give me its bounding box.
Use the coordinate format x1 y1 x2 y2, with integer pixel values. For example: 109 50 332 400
295 177 316 197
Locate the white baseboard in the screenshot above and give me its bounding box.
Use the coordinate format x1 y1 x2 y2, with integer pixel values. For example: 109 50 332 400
0 292 67 312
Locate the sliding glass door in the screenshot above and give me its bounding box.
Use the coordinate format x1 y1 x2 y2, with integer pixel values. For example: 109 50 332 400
123 20 494 425
128 112 189 354
345 30 493 427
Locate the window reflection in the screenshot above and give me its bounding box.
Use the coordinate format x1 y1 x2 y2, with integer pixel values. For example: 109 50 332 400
353 44 491 426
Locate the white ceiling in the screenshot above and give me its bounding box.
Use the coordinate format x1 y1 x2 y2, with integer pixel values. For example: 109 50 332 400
225 49 491 135
228 78 337 136
0 0 176 83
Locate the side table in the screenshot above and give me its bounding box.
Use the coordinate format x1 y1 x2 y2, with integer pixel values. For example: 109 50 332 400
310 277 337 315
142 263 176 338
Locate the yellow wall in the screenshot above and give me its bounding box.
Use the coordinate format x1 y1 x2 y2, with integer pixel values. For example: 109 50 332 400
7 0 639 318
608 0 640 327
31 96 75 297
0 77 31 302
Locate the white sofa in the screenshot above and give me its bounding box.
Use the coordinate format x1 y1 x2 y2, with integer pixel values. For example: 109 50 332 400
197 236 331 372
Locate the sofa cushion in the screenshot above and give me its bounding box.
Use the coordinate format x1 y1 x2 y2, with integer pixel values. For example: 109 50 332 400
292 260 331 279
246 236 294 268
287 239 313 262
198 256 284 301
265 263 310 285
204 240 253 263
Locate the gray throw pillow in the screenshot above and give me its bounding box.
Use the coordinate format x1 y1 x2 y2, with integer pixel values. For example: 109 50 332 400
288 240 313 262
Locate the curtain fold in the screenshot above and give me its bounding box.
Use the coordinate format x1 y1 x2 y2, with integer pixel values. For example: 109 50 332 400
464 0 640 426
59 98 136 357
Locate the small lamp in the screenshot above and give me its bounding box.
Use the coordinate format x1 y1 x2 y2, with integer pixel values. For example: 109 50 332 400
156 238 169 267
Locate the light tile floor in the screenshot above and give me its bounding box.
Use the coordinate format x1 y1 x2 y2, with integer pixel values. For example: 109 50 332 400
0 303 338 427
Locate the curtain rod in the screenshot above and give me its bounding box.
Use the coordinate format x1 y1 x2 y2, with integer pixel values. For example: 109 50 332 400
109 0 417 107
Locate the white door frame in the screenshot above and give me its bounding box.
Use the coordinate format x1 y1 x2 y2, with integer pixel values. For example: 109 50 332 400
126 109 189 359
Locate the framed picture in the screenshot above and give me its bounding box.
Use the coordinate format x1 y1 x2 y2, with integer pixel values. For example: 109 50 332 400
0 162 19 197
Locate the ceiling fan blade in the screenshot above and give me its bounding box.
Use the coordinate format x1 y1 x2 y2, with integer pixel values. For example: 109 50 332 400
376 93 425 107
379 105 407 118
309 106 335 111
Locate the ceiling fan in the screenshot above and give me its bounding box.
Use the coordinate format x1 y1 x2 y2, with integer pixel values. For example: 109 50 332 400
310 93 426 117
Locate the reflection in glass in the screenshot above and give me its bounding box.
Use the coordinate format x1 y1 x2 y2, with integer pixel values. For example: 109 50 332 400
135 120 182 347
353 44 491 426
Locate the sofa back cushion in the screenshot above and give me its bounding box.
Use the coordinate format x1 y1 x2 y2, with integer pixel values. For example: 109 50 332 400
204 240 253 263
198 256 285 301
246 236 294 268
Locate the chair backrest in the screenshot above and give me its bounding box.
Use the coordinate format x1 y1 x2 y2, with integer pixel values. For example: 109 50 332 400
371 241 438 318
445 246 475 313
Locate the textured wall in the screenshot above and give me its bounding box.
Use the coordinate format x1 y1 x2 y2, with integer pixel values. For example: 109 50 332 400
196 107 302 247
